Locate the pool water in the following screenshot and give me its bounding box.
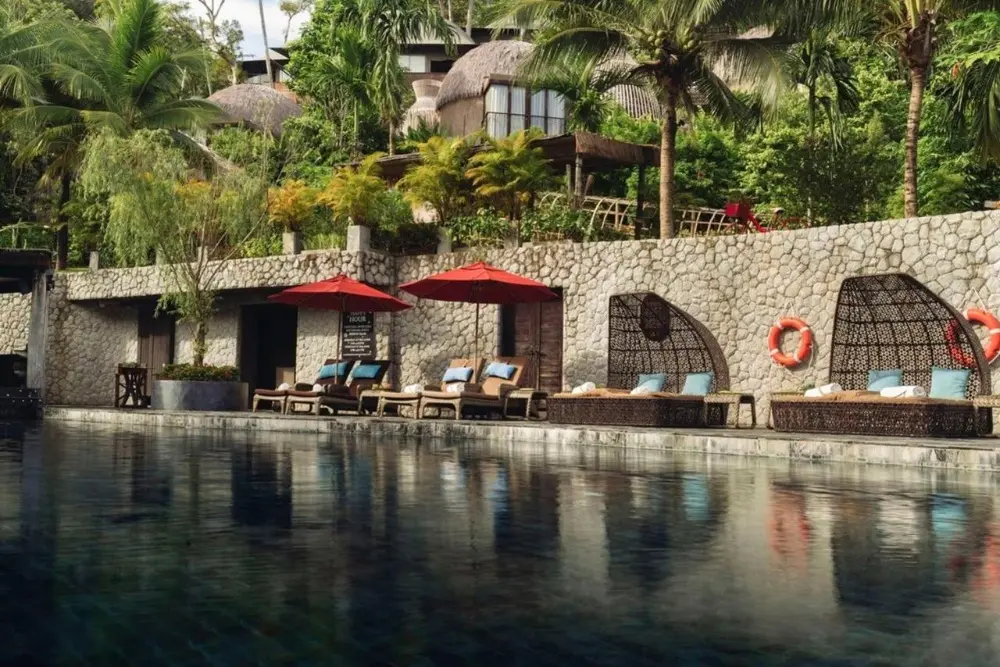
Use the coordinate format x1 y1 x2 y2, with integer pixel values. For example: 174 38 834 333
3 422 1000 666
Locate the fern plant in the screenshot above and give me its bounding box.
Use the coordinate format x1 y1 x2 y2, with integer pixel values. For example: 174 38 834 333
398 134 477 227
465 129 553 223
317 153 388 228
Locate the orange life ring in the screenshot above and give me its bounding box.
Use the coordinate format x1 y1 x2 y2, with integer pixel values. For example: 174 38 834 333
768 317 812 368
965 308 1000 363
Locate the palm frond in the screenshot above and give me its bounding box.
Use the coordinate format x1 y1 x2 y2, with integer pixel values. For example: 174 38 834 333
142 98 223 131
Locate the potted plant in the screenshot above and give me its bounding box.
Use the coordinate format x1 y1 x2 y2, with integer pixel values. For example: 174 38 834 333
268 179 317 255
80 129 271 411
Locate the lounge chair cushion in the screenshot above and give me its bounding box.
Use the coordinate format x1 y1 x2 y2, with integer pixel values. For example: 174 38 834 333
318 361 351 380
443 366 474 383
422 390 499 402
681 372 714 396
351 363 382 380
929 367 971 400
635 373 666 393
484 361 516 380
377 391 421 401
867 369 903 392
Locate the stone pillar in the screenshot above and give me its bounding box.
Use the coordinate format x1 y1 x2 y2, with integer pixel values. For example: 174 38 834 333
346 225 371 252
282 231 302 255
26 270 50 399
88 251 100 271
436 228 452 254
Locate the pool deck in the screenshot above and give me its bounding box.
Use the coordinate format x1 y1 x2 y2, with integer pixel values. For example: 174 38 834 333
43 405 1000 472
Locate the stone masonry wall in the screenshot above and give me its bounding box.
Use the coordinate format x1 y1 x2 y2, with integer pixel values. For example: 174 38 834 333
25 210 1000 414
0 293 30 354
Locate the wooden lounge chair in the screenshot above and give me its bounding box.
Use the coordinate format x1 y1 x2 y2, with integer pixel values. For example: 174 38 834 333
368 358 483 417
286 360 392 416
419 356 528 420
252 359 355 412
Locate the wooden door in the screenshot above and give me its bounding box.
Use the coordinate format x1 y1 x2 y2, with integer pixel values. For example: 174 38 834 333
138 301 175 390
501 291 563 394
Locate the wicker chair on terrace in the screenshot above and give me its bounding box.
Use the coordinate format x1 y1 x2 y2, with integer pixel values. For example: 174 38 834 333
548 292 734 427
770 273 994 438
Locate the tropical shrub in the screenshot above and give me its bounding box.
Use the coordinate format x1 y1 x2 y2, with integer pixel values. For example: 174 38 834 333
268 179 318 232
398 134 476 226
317 153 388 228
157 364 240 382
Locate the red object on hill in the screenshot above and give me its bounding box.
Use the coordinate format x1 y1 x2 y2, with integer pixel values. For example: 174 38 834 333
724 201 769 233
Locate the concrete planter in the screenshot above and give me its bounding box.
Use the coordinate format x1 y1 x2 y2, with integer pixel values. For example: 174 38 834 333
151 380 248 412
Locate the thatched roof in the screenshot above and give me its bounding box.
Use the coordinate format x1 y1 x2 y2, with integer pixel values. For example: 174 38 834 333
436 40 534 110
207 84 302 136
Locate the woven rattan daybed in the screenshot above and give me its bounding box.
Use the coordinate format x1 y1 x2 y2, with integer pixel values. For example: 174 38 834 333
548 292 732 427
770 274 993 438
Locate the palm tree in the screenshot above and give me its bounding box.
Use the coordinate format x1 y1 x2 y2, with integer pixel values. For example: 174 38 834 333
316 28 377 156
398 134 477 226
318 153 388 227
466 129 553 229
11 0 220 267
492 0 799 239
942 16 1000 161
789 29 859 147
0 8 47 108
876 0 1000 216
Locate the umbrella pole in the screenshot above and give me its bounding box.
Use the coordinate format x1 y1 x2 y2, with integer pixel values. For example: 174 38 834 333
474 303 480 360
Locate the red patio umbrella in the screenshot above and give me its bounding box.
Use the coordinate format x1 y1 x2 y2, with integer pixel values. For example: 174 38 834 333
399 261 558 357
268 274 411 358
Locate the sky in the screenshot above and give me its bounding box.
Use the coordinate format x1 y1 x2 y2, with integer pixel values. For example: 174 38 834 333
184 0 313 59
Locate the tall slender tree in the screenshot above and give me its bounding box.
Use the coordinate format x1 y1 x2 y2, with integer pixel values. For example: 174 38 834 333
876 0 1000 216
258 0 274 84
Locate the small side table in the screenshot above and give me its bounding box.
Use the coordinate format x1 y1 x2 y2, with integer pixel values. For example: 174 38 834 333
503 389 548 420
115 365 149 408
705 392 757 428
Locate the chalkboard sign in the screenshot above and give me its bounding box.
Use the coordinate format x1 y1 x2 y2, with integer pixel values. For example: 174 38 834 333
341 312 376 358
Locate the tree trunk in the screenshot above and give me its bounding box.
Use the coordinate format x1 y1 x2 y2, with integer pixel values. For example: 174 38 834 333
903 65 926 218
447 0 453 22
258 0 274 86
55 172 72 270
659 86 678 239
388 118 395 156
466 0 474 36
193 319 207 367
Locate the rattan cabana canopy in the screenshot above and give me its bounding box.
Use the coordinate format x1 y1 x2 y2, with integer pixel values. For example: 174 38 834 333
828 273 990 398
607 292 730 393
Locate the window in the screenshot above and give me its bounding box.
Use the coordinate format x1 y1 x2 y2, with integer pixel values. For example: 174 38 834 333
485 82 566 139
398 54 428 73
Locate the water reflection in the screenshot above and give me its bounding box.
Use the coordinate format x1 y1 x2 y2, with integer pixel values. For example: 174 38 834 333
2 423 1000 665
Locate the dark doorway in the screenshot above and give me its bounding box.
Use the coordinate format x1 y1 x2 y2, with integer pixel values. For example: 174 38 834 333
138 300 175 393
239 303 297 397
500 288 564 394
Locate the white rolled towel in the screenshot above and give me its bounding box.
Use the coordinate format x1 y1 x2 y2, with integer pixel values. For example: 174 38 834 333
312 384 325 393
572 382 596 394
631 384 655 395
880 385 927 398
277 382 290 391
804 383 842 398
403 383 423 394
446 382 465 394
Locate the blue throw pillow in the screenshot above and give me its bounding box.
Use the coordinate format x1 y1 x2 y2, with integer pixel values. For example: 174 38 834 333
929 367 971 400
443 366 474 383
351 363 381 380
635 372 666 392
681 372 714 396
318 361 350 380
484 361 516 380
868 369 903 392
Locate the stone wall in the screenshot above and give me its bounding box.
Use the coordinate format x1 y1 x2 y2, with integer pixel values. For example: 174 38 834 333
23 209 1000 414
0 293 30 354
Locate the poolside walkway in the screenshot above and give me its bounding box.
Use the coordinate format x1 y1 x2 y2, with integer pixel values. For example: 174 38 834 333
43 406 1000 472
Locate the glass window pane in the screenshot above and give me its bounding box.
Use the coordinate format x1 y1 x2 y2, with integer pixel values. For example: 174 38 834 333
510 114 525 133
510 87 527 114
548 91 566 119
487 113 508 138
486 84 509 114
531 115 545 131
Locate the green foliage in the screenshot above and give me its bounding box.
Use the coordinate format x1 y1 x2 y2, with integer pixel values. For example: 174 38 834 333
78 129 270 365
466 129 553 221
317 153 388 227
521 206 629 242
157 364 240 382
939 12 1000 162
398 135 476 226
